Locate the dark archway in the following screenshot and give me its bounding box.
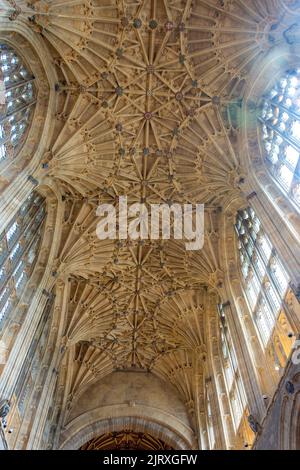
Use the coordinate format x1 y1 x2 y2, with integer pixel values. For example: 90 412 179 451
80 430 174 450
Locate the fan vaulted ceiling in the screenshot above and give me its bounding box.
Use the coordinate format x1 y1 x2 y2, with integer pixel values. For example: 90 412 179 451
3 0 296 425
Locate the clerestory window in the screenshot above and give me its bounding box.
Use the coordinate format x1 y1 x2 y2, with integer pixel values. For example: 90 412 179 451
259 70 300 207
0 43 36 163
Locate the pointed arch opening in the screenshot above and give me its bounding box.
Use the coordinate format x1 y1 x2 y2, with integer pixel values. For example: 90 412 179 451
0 43 36 164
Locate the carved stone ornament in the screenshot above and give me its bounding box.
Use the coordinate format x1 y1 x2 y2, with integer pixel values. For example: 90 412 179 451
247 415 260 434
285 381 295 395
0 399 11 420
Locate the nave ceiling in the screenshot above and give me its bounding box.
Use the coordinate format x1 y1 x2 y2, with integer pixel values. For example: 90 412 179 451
1 0 299 432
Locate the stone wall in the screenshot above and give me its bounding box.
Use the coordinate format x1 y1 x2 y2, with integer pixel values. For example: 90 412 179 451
254 359 300 450
58 371 196 450
67 371 191 426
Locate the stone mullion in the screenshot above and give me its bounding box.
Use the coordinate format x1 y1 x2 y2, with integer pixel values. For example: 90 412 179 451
0 0 294 448
212 377 227 449
52 358 70 450
5 77 35 93
19 355 56 449
48 355 69 450
0 191 62 401
0 423 7 449
0 99 36 125
0 61 10 161
0 17 56 216
221 210 274 421
0 223 43 305
13 296 56 449
244 174 300 285
27 279 70 449
205 373 224 449
246 186 300 330
28 371 58 449
20 191 65 450
199 412 209 450
0 178 38 234
0 289 49 398
14 381 43 449
204 294 227 449
0 211 47 342
50 282 76 450
208 372 226 449
193 289 209 450
193 364 208 450
2 287 58 449
223 208 296 402
251 190 300 279
215 365 236 449
232 284 278 396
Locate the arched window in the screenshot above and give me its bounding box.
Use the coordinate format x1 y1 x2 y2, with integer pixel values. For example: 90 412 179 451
218 307 247 432
0 192 46 328
0 43 36 162
235 208 289 347
259 69 300 206
206 384 216 449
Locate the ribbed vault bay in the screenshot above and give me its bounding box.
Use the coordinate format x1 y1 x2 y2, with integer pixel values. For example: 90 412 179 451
37 0 245 393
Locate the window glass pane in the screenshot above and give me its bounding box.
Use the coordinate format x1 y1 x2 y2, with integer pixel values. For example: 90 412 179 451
0 44 36 163
0 299 11 323
236 208 289 348
260 70 300 207
220 315 246 433
225 364 234 390
230 386 243 430
247 281 259 310
257 234 272 262
269 257 289 296
264 280 281 313
256 305 272 347
206 392 215 449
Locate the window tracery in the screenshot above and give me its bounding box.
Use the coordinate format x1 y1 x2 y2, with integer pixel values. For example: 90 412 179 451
259 70 300 207
206 385 216 450
0 192 46 328
236 208 289 347
0 43 36 163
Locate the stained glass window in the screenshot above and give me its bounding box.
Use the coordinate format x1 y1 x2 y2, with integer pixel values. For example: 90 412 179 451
0 43 36 163
15 295 53 418
236 208 289 346
259 70 300 206
0 192 46 328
